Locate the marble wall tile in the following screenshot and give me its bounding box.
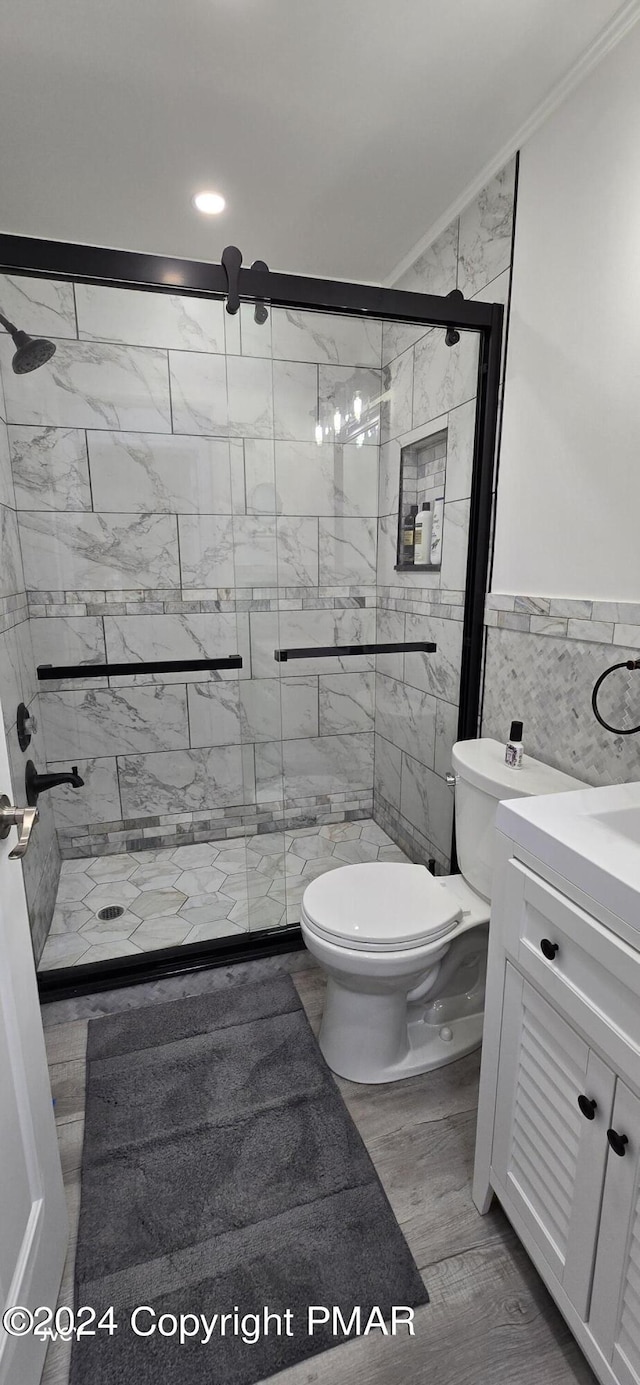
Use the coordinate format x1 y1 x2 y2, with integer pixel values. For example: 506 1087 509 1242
318 516 376 585
178 513 318 588
457 159 516 298
373 733 402 811
256 732 374 805
0 622 33 732
471 267 511 308
75 284 225 353
274 441 377 517
434 698 460 779
0 504 24 598
47 757 121 832
31 616 106 690
19 512 180 591
380 347 414 445
381 322 431 369
445 399 476 504
87 431 236 514
226 355 274 438
168 350 227 434
400 753 454 857
239 303 272 359
9 426 91 511
40 685 189 760
412 329 479 430
244 439 277 513
178 514 234 588
375 606 405 679
481 626 640 787
374 672 436 765
378 440 400 519
118 745 246 816
169 351 273 438
272 310 382 368
239 676 318 743
104 612 245 684
440 498 470 591
395 221 459 298
276 516 319 587
318 365 381 443
219 515 277 587
186 681 241 747
319 671 374 734
272 360 317 442
28 836 61 965
250 606 376 678
1 339 172 432
0 417 15 508
404 613 463 705
0 274 77 339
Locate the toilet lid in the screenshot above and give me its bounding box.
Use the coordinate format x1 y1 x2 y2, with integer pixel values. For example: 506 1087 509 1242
301 863 462 952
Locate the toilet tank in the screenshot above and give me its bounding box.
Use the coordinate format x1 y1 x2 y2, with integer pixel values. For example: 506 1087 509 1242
452 738 584 902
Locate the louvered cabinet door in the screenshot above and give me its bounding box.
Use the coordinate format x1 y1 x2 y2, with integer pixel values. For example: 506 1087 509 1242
492 964 615 1317
589 1081 640 1384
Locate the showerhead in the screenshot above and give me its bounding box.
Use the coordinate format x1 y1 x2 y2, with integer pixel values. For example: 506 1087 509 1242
11 330 57 374
0 311 57 374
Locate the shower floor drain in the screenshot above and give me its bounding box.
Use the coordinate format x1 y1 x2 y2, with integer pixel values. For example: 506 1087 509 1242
97 905 125 922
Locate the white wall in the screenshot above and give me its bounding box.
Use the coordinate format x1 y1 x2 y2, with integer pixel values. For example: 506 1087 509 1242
492 17 640 600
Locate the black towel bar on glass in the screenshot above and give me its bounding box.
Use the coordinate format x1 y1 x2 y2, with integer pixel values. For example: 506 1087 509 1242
274 642 437 662
37 656 243 680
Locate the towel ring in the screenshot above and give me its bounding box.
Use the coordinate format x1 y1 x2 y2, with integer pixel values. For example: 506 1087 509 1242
591 659 640 735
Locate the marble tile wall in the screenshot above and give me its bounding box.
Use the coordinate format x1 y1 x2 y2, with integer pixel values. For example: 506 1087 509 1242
481 598 640 785
0 275 384 860
374 159 516 870
0 362 60 958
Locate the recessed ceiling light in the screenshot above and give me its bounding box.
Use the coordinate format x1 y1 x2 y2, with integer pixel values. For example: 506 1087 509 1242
193 190 226 215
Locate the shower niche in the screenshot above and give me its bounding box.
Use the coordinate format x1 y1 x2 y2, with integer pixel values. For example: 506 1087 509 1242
396 427 447 571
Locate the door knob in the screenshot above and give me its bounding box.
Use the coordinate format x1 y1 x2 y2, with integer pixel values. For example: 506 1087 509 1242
578 1095 597 1120
0 795 39 859
540 938 559 960
607 1128 629 1157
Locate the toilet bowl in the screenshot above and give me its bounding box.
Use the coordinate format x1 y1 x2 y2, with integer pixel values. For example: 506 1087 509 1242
301 738 584 1084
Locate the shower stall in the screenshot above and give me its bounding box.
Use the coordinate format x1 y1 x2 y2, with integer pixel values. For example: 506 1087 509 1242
0 239 502 997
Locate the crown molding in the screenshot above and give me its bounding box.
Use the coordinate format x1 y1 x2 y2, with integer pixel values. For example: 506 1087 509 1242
385 0 640 287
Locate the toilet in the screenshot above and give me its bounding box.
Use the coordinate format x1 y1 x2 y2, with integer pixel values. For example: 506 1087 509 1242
301 737 583 1084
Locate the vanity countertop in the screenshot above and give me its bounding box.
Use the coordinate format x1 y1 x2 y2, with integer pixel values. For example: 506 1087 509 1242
496 779 640 934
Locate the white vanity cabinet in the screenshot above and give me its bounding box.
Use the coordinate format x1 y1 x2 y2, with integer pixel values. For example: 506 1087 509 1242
474 829 640 1385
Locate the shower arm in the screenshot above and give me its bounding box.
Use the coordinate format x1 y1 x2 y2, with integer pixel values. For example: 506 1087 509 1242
0 309 18 335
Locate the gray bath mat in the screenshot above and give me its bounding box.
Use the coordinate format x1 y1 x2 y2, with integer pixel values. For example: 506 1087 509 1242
71 975 428 1384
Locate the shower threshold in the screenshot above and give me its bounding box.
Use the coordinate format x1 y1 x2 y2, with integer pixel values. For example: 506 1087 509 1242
39 820 409 972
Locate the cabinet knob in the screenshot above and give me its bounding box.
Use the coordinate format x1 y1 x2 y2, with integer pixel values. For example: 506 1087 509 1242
607 1128 629 1157
540 938 559 961
578 1095 597 1120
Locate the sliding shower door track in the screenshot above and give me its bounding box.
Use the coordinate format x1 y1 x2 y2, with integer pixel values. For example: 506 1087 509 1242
38 925 305 1003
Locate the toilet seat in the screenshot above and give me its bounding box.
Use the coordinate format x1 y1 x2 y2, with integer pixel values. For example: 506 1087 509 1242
301 862 463 953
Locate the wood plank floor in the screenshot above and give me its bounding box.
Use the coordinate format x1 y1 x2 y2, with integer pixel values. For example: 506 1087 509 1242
41 958 597 1385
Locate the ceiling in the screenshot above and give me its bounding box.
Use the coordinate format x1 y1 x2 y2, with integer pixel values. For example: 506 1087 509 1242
0 0 630 282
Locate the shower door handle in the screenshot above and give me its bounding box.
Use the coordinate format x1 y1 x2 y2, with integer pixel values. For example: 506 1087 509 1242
0 795 39 859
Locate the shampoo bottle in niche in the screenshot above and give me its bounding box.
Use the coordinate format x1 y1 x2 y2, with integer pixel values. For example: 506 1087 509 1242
505 720 524 768
402 505 418 564
413 503 433 565
429 497 444 566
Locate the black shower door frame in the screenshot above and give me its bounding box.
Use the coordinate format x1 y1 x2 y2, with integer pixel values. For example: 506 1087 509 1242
0 234 503 1000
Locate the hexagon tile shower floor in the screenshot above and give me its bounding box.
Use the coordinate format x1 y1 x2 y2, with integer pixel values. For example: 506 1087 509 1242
39 820 410 969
